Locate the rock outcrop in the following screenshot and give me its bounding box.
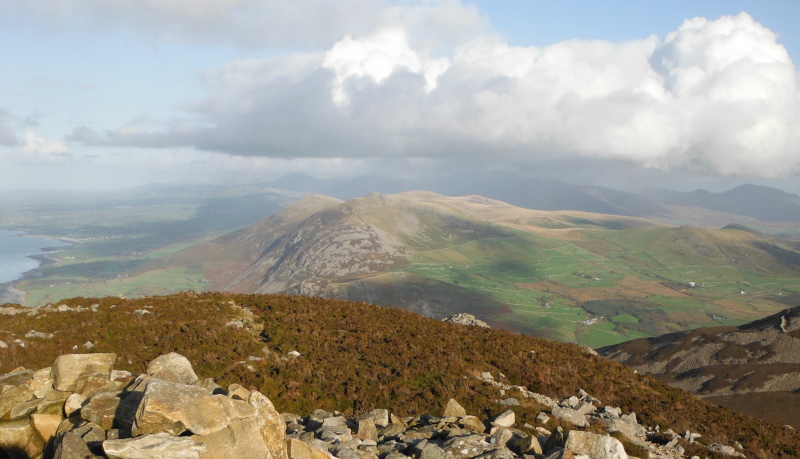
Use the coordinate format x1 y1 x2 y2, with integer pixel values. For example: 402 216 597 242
442 314 490 329
0 353 748 459
0 353 284 459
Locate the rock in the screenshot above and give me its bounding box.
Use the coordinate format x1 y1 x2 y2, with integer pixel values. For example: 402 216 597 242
247 389 289 459
535 413 549 424
51 354 116 392
132 379 256 437
0 340 7 349
25 330 54 339
358 419 378 442
65 393 89 417
194 417 269 459
0 418 35 455
458 415 485 434
442 313 490 328
480 372 493 380
132 309 150 315
710 443 745 457
8 398 41 420
514 434 543 455
0 384 35 419
563 431 627 459
492 410 515 427
564 396 580 408
227 383 250 401
54 431 92 459
544 426 565 453
103 432 207 458
287 351 301 358
551 406 588 428
147 353 199 385
498 398 520 406
288 437 337 459
417 442 448 459
357 409 389 428
30 413 63 443
81 392 122 428
443 399 467 418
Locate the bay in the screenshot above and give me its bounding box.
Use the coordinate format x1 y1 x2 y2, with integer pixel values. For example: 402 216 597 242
0 229 67 284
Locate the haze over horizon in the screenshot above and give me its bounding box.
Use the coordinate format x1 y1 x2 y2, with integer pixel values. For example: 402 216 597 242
2 1 800 194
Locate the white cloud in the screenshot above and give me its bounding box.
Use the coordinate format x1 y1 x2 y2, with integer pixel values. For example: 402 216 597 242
322 28 450 103
18 132 71 163
98 12 800 178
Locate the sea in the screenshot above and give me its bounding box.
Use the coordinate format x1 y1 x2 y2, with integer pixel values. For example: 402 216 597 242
0 229 67 284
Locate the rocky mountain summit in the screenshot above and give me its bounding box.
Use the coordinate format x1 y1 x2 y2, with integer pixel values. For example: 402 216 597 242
1 352 748 459
1 293 799 458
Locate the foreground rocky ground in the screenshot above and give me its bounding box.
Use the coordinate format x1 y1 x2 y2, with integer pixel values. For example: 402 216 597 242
1 352 749 459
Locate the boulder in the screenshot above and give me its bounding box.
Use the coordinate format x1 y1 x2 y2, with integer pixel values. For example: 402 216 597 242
458 415 485 434
492 410 515 428
103 432 207 459
51 354 116 392
288 437 337 459
358 419 378 441
81 391 122 428
194 417 269 459
132 379 256 436
551 406 588 428
514 434 543 455
147 353 199 385
54 431 92 459
443 399 467 418
563 431 627 459
0 418 35 455
247 389 289 459
357 409 389 428
30 413 63 443
0 384 34 418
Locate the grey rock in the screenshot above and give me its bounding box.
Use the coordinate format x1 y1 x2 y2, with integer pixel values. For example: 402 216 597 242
443 399 467 418
103 432 206 458
551 406 588 427
147 353 199 385
498 398 520 406
563 431 627 459
492 410 515 428
55 431 92 459
357 409 389 428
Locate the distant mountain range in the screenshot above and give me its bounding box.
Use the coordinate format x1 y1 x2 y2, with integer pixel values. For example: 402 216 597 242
256 173 800 232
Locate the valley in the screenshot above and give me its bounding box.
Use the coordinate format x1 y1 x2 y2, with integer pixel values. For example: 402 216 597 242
4 184 799 348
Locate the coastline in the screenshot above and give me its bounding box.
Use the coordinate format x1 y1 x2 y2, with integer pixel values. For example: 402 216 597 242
0 253 61 306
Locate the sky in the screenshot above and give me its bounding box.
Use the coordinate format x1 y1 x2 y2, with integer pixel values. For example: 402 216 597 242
1 0 799 193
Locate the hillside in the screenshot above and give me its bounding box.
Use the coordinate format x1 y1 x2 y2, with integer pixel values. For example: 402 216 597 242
598 305 800 428
1 292 800 458
159 191 800 348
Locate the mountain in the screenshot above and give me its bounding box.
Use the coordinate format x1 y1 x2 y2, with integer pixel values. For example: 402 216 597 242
645 185 800 223
1 292 799 458
170 192 513 320
158 191 800 349
598 305 800 428
255 173 667 218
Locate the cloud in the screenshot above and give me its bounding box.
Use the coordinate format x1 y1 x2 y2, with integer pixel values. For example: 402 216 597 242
1 0 485 50
98 12 800 178
16 132 71 163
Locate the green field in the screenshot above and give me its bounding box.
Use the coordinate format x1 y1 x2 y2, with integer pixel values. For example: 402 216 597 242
396 226 799 347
